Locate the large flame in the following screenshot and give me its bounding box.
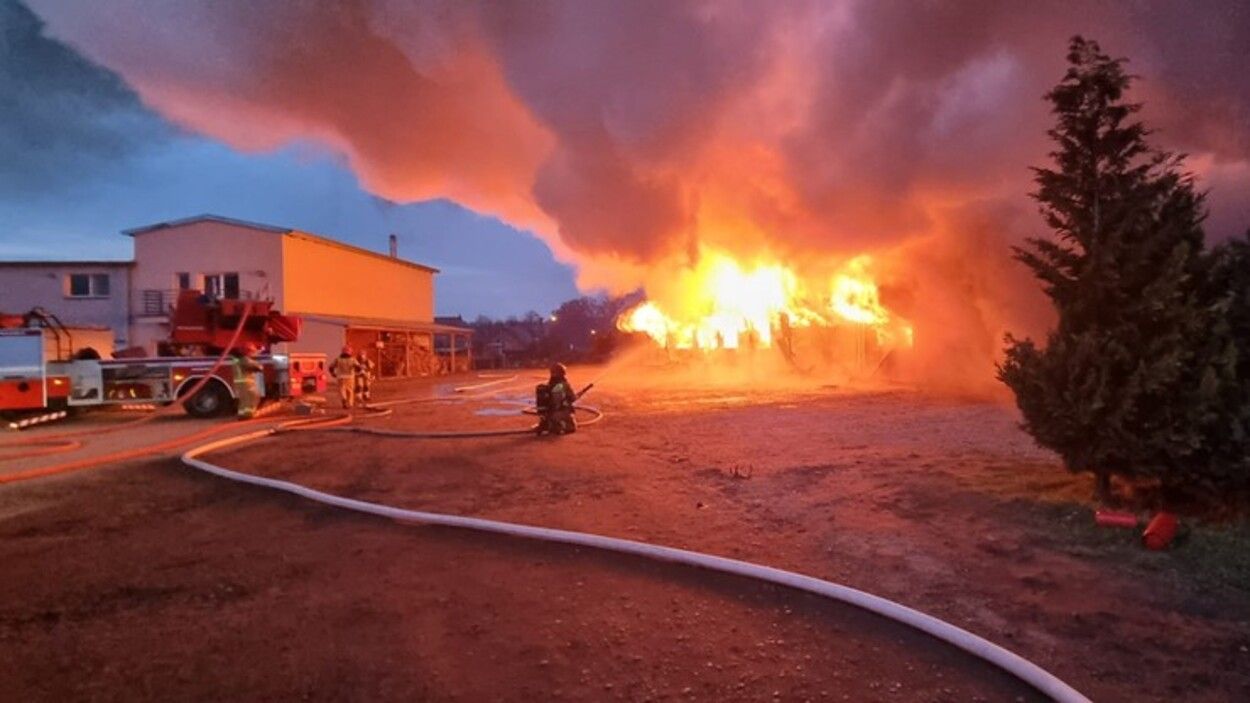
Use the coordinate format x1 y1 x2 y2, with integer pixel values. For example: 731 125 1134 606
618 249 912 352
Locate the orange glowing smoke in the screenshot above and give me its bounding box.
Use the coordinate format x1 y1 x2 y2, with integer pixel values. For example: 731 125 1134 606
617 249 912 351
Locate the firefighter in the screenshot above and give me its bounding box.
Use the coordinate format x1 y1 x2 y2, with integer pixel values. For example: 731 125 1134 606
777 311 795 359
331 345 357 409
355 351 375 406
230 348 263 419
537 362 578 435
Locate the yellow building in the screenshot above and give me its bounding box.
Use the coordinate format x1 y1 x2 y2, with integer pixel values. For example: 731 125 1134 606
124 214 470 375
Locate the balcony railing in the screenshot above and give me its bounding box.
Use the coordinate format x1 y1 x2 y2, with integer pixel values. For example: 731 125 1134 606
140 289 177 317
138 288 262 317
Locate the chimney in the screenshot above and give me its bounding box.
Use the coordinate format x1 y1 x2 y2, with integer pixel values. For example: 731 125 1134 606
388 233 398 258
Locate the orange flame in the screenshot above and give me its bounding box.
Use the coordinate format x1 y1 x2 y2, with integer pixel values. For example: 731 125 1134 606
618 250 912 351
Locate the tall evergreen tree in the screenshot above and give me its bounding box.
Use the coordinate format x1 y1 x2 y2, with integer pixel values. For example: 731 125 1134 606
998 37 1209 501
1185 233 1250 500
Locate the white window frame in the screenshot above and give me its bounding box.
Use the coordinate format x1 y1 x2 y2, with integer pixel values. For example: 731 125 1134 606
66 273 111 299
202 272 241 299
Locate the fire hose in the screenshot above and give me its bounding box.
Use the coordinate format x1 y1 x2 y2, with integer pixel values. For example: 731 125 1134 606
1 372 1090 700
0 304 275 479
0 302 256 461
453 375 519 393
174 391 1090 703
322 403 603 439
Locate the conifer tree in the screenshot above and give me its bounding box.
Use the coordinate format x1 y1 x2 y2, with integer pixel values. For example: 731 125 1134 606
999 37 1209 501
1184 233 1250 500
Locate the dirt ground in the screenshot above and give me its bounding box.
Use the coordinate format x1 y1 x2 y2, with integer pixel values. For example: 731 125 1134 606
1 367 1248 701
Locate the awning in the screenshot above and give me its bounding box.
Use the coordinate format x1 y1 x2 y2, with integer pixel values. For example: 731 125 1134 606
296 313 471 335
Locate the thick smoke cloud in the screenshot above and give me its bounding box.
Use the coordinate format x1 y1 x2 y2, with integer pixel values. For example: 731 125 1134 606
0 0 166 195
24 0 1250 390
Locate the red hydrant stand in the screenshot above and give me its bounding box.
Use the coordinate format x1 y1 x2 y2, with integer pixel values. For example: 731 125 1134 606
1142 511 1179 550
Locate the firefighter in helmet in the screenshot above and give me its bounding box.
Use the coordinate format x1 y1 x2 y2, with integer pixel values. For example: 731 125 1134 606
331 344 357 409
230 346 264 419
355 350 375 406
537 362 578 435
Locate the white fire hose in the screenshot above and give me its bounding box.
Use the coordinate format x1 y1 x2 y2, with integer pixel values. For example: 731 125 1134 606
178 410 1089 703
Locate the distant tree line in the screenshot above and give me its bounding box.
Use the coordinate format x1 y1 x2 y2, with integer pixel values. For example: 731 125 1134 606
470 291 644 368
1000 37 1250 512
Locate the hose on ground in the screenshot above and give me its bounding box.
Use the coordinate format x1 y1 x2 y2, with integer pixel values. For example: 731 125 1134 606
321 404 603 439
0 407 350 485
367 377 536 409
0 302 256 462
178 409 1089 703
3 372 1089 701
0 438 82 461
453 375 518 393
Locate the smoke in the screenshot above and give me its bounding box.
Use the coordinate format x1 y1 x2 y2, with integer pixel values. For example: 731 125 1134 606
25 0 1250 390
0 0 167 195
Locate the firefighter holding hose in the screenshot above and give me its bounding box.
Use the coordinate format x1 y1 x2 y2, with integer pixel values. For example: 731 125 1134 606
536 363 588 435
230 348 264 419
331 345 357 409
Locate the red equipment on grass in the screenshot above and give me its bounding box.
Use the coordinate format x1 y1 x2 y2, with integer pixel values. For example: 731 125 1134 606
1094 509 1139 529
1142 511 1179 550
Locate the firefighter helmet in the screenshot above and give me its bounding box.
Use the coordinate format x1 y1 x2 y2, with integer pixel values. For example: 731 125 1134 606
550 362 567 379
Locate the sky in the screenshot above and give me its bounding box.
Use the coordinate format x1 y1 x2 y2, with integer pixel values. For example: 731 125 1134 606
0 0 580 318
3 0 1249 335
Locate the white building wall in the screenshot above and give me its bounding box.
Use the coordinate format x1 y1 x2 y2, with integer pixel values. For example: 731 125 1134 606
0 263 132 347
129 221 285 353
291 318 349 362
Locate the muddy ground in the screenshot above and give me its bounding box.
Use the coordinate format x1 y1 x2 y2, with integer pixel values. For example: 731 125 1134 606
1 369 1247 701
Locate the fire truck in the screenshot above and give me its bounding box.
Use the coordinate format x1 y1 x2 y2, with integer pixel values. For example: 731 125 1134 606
0 293 326 420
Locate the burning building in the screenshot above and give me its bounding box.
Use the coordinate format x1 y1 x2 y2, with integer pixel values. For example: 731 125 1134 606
615 248 912 373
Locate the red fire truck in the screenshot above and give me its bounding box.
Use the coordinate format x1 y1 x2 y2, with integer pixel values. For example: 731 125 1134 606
0 295 326 420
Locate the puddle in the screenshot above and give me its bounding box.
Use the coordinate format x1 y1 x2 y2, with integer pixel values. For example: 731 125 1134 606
474 406 525 417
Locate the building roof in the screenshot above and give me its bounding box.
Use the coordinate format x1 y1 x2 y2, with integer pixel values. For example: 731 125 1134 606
0 260 133 267
122 214 440 274
122 214 291 236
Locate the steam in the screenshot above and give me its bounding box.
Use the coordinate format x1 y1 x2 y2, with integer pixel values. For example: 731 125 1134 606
26 0 1250 391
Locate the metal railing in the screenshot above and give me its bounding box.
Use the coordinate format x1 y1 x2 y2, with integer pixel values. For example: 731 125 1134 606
140 289 178 317
138 288 262 317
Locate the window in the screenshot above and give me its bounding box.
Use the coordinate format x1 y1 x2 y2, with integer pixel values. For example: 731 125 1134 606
203 272 240 299
69 274 89 297
176 272 191 290
67 273 110 298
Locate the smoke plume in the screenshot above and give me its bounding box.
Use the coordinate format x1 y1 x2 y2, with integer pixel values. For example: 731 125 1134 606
26 0 1250 391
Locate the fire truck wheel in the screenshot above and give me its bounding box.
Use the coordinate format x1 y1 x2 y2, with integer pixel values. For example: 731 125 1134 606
183 380 233 418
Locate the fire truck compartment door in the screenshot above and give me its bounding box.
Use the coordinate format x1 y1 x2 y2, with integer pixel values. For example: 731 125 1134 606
58 360 104 406
0 330 44 379
0 330 47 408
